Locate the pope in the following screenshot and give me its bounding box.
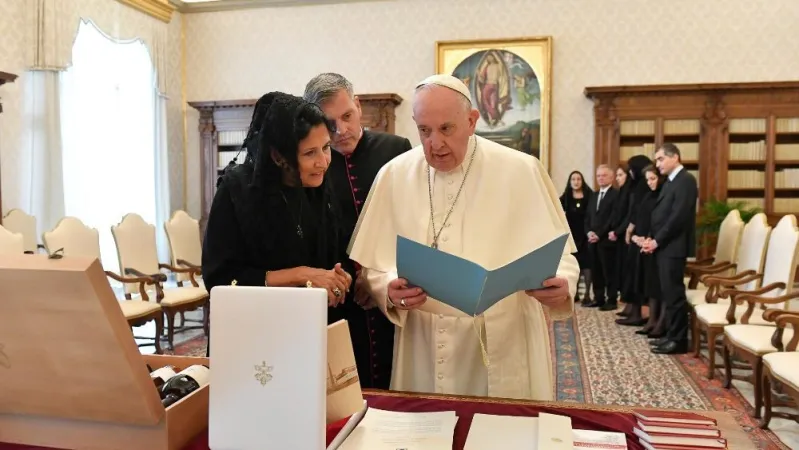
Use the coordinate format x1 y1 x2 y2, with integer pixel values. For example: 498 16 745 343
347 74 579 401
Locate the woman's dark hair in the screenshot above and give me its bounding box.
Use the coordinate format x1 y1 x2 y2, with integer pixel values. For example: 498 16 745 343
227 92 340 269
248 92 334 188
641 164 665 189
560 170 593 210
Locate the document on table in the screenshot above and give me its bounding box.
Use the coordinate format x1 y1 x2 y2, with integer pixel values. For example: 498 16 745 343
396 233 569 316
337 408 457 450
464 413 628 450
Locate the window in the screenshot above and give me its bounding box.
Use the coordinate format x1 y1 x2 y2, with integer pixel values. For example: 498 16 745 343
61 20 164 271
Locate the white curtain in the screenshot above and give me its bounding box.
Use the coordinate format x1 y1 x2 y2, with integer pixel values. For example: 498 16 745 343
22 70 65 237
154 91 172 264
61 20 165 270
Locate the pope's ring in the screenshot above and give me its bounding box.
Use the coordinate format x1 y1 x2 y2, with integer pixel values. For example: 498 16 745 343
400 298 407 307
333 288 342 298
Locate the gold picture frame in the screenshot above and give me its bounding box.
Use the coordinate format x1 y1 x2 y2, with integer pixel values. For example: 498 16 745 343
435 36 553 171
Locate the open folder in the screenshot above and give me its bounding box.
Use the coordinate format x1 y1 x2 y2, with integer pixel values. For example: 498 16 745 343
396 233 569 316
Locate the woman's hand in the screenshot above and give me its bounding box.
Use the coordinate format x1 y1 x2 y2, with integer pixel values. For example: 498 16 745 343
387 278 427 310
304 265 350 307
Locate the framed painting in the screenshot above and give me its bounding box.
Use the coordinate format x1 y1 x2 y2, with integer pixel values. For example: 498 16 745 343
435 36 553 171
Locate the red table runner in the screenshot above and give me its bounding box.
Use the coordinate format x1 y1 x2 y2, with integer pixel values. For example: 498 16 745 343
0 391 658 450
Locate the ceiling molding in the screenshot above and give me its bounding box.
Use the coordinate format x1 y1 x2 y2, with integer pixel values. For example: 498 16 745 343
169 0 388 14
119 0 176 22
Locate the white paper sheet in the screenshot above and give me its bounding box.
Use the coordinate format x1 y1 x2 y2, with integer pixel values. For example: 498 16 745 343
464 414 538 449
337 408 457 450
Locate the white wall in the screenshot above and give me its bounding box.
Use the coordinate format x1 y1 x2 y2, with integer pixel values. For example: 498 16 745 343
182 0 799 218
0 0 185 220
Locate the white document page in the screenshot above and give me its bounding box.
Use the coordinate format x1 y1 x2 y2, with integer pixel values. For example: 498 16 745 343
573 429 628 449
537 413 574 450
338 408 457 450
464 414 538 450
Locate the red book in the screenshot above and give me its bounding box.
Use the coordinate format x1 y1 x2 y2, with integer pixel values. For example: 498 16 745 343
633 410 717 427
637 419 721 438
639 439 728 450
634 428 726 449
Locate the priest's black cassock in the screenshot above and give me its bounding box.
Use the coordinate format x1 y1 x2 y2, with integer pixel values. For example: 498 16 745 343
327 129 412 389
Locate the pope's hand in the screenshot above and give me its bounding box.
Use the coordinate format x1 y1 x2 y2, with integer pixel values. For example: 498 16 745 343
387 277 427 310
525 277 570 308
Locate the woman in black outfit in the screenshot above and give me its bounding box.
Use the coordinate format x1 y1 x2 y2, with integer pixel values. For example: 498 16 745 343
560 171 594 303
201 92 353 358
614 155 653 323
629 165 666 337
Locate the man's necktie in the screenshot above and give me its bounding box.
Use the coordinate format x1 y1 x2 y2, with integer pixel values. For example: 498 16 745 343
597 190 605 211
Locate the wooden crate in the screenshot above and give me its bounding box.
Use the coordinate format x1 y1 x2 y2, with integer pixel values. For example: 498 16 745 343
0 255 208 450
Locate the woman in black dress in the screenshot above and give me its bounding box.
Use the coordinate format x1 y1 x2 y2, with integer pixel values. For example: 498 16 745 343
613 155 652 321
629 165 666 336
201 92 353 357
560 171 594 303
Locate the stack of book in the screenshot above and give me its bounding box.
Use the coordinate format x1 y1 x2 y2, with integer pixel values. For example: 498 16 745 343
632 410 727 449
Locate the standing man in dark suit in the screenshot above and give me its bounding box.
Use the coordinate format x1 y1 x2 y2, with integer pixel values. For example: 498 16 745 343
304 73 412 389
583 164 620 311
644 143 698 355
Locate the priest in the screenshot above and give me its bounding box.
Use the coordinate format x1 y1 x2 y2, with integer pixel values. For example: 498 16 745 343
304 73 412 389
348 74 579 401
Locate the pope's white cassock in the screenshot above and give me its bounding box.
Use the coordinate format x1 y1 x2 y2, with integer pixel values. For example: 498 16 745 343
348 133 579 401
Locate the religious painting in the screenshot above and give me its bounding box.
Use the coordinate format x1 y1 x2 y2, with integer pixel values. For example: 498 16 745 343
435 37 553 171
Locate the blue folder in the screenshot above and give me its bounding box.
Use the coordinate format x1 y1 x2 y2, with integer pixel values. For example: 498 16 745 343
396 233 569 316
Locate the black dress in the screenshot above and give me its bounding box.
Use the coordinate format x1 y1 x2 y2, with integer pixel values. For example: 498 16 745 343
560 191 591 270
201 164 358 365
325 130 412 389
632 189 661 300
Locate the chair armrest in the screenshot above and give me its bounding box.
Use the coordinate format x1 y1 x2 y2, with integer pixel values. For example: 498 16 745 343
176 259 201 271
159 263 202 288
105 270 158 301
703 270 759 286
125 267 167 283
733 287 797 324
773 312 799 351
686 257 715 268
688 261 734 276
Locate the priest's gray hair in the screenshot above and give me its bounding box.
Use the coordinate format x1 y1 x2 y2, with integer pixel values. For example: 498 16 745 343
414 83 473 113
304 73 354 105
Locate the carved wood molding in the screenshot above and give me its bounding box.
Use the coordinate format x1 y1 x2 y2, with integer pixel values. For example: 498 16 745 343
0 72 18 115
584 81 799 97
117 0 175 23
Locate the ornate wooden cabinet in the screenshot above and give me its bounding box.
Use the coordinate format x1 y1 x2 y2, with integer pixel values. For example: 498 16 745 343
189 93 403 235
584 82 799 224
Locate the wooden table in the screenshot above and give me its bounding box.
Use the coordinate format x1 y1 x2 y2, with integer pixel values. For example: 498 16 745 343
0 390 757 449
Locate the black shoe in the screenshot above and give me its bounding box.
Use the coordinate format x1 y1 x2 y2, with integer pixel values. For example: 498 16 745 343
583 301 603 308
651 341 688 355
650 337 669 346
599 303 618 311
616 316 647 326
635 328 653 335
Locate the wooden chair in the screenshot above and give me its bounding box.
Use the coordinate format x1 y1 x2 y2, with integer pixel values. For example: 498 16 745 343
2 209 40 254
0 225 24 255
685 209 745 291
691 213 772 378
164 210 207 334
42 217 164 354
164 210 204 289
718 215 799 418
111 213 209 350
761 312 799 428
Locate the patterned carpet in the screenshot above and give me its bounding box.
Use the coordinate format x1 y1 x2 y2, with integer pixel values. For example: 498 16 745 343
560 305 790 450
167 306 792 449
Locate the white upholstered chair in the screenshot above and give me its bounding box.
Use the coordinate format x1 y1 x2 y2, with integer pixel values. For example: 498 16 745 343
719 214 799 418
164 210 204 289
112 213 209 350
2 209 39 254
760 312 799 429
692 213 772 379
42 217 164 354
685 209 745 291
0 225 25 255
